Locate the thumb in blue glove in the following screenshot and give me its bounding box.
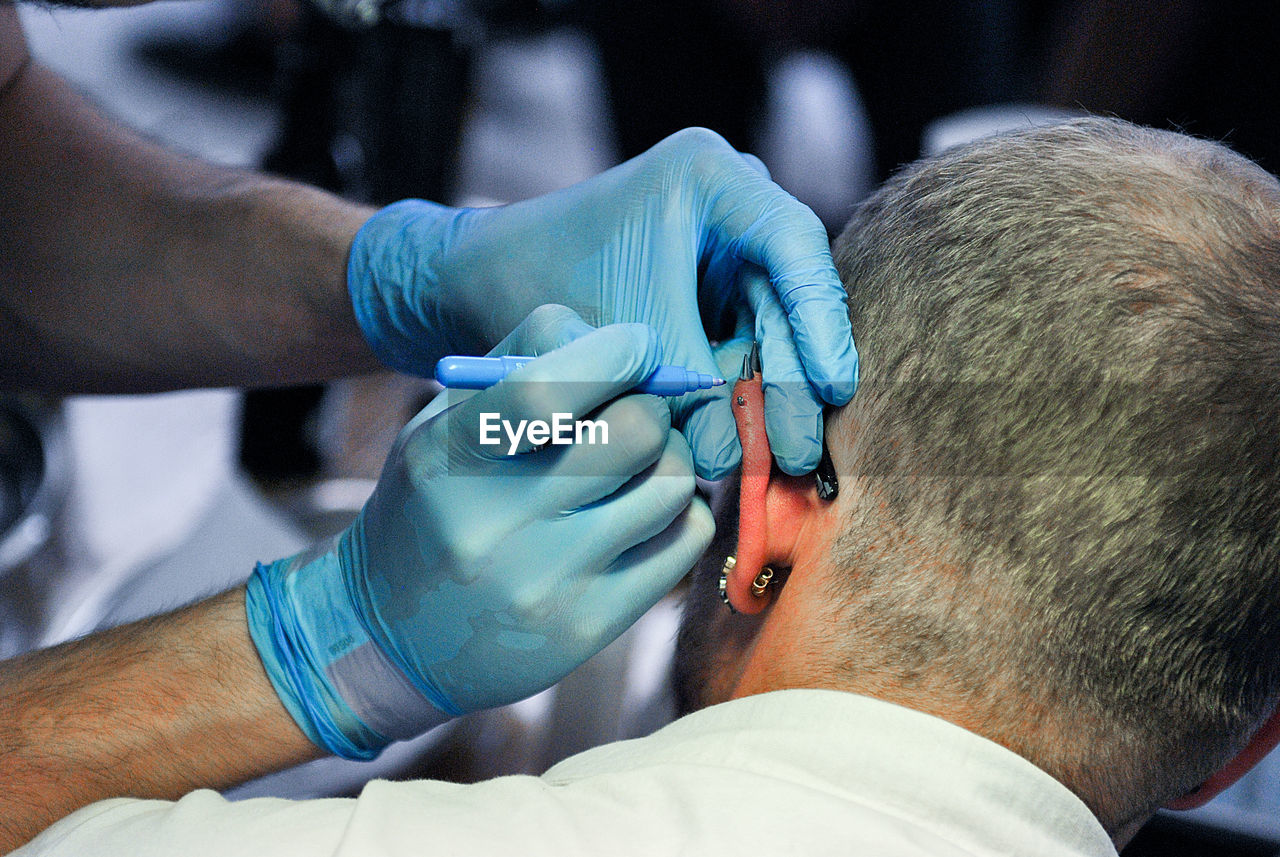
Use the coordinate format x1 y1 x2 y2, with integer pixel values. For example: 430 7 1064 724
247 305 714 759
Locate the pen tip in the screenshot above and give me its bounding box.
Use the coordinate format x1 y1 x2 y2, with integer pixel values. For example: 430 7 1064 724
712 377 725 387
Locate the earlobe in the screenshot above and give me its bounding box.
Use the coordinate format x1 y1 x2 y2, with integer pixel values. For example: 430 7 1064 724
720 553 781 615
723 442 824 615
724 468 818 614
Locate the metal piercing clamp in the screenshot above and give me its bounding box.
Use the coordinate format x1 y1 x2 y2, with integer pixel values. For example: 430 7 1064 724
814 438 839 501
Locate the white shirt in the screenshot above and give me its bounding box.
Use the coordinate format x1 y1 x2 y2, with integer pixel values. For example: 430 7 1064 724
16 690 1117 857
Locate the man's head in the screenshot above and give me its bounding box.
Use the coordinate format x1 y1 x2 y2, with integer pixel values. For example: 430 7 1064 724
675 116 1280 838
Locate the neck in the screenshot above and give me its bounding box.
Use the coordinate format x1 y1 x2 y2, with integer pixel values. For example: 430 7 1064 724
723 561 1144 846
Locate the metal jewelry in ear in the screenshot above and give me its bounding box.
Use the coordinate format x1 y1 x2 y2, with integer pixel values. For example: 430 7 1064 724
718 555 737 611
720 555 777 611
750 567 774 597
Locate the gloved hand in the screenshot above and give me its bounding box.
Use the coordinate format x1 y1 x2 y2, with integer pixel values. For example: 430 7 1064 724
347 127 858 478
247 306 714 760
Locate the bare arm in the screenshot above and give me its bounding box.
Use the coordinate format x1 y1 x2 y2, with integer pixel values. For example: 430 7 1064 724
0 8 382 393
0 586 320 853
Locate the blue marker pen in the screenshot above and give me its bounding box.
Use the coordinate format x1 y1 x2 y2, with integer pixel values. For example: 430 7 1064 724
435 355 725 397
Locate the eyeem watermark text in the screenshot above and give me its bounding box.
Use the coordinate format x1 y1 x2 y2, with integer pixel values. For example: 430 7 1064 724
479 412 609 456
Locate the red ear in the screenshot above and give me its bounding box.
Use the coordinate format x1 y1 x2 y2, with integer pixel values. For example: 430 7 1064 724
1166 704 1280 810
723 365 773 615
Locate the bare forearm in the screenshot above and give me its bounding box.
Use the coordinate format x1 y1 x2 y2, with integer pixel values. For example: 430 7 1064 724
0 587 319 853
0 16 382 392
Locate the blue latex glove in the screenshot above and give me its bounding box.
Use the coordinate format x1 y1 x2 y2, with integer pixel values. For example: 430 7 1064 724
248 306 714 759
347 127 858 478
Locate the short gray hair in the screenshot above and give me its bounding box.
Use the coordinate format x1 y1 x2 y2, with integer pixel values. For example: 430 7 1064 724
829 116 1280 831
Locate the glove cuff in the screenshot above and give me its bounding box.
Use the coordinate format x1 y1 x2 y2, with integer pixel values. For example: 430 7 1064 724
246 542 452 760
347 199 459 376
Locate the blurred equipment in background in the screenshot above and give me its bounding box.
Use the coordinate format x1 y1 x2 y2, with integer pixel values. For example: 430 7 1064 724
0 397 67 658
578 0 1024 185
1037 0 1280 173
0 398 64 576
134 0 301 98
240 0 549 492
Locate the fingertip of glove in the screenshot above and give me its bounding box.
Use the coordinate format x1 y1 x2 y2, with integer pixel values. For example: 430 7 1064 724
762 388 824 475
768 405 822 476
826 343 860 404
775 446 821 477
803 334 858 406
738 152 771 179
695 442 741 482
675 398 741 481
516 304 593 353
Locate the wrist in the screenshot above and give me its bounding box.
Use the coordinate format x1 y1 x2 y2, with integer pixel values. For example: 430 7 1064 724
247 537 452 760
346 199 463 376
247 543 386 760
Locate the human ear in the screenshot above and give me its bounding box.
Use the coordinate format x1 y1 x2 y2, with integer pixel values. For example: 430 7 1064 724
1165 702 1280 810
721 407 828 615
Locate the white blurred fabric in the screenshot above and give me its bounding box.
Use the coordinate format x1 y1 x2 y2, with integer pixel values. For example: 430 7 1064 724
15 691 1118 857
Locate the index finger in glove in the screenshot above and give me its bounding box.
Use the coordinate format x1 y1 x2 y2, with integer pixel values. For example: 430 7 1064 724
505 393 675 515
739 263 827 475
579 494 714 641
675 131 858 406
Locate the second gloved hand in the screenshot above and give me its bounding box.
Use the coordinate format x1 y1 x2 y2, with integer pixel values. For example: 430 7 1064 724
247 306 714 759
347 128 858 478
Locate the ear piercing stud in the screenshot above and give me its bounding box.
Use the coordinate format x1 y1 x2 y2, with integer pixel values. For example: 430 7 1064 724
718 555 736 611
750 567 774 597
